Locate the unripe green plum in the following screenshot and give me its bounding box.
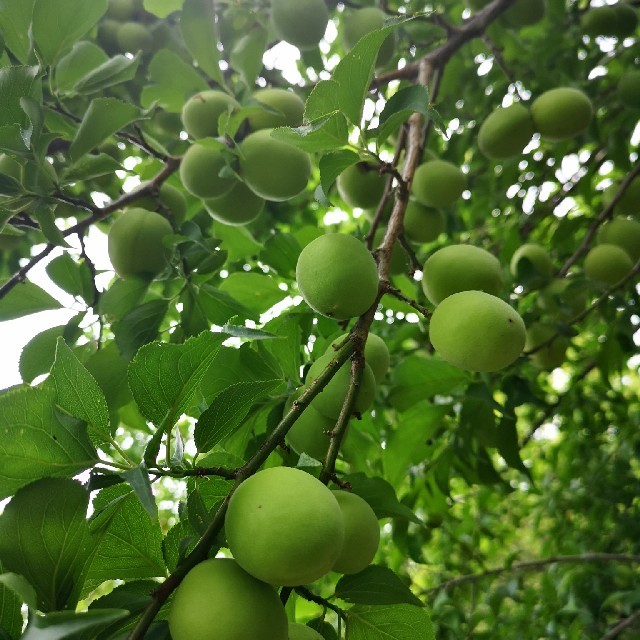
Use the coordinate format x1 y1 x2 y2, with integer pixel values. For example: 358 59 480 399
204 179 265 226
239 129 311 201
248 88 305 131
179 142 236 199
181 90 240 140
296 234 379 320
169 558 288 640
337 162 385 210
326 332 390 384
525 323 568 370
289 623 325 640
331 490 380 575
478 103 535 160
107 207 173 279
618 70 640 109
531 88 593 141
373 228 407 276
133 182 188 225
305 353 377 419
284 388 334 461
225 467 344 586
403 200 445 243
612 176 640 216
510 242 553 285
584 244 633 286
537 278 586 319
97 19 121 53
412 160 466 208
343 8 395 67
597 217 640 261
270 0 329 50
422 244 503 306
582 4 638 38
152 110 183 137
106 0 136 21
116 22 153 53
429 291 526 372
502 0 545 28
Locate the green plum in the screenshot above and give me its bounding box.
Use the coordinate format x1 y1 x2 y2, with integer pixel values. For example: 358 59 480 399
597 217 640 260
510 242 554 286
326 332 390 384
618 70 640 109
337 162 385 210
179 142 236 199
270 0 329 50
132 182 188 225
248 88 305 130
373 228 407 276
181 90 240 140
412 160 466 208
531 87 593 141
584 244 633 287
204 179 265 226
343 8 395 67
478 103 535 159
284 388 334 461
525 323 569 370
403 200 445 243
116 22 153 53
289 623 325 640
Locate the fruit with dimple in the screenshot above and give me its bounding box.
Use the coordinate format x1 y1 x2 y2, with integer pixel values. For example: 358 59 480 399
531 88 593 141
107 207 173 279
225 467 344 586
305 353 377 419
403 200 445 243
296 234 379 320
343 8 396 66
597 218 640 261
510 243 553 285
331 490 380 574
248 88 305 130
270 0 329 50
289 623 325 640
133 182 188 225
478 103 535 159
326 333 390 383
525 323 569 370
204 179 265 226
181 90 240 140
422 244 503 306
429 291 526 372
239 129 311 201
168 558 288 640
337 163 385 210
584 244 633 286
618 70 640 109
284 388 334 461
179 142 236 199
116 22 153 53
412 160 466 208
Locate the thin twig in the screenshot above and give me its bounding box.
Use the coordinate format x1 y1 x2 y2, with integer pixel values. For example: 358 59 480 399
383 281 432 319
602 609 640 640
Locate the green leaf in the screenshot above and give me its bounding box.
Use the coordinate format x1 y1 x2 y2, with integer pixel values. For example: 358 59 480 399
221 325 278 340
180 0 225 86
98 276 149 321
22 609 128 640
271 113 349 153
63 152 121 182
51 338 112 443
0 569 25 639
70 98 140 161
55 41 109 95
144 0 184 18
230 27 268 87
262 312 312 385
0 386 98 499
0 570 38 610
346 604 434 640
496 414 531 479
0 478 93 612
141 49 208 113
186 476 233 534
119 466 158 520
19 324 69 384
32 0 108 64
20 96 43 150
376 85 431 145
0 174 23 196
335 566 424 607
34 204 68 247
319 149 360 202
0 66 40 130
259 233 302 278
0 0 36 63
195 379 283 452
128 330 227 428
45 253 94 302
74 53 142 95
218 272 286 315
113 298 169 360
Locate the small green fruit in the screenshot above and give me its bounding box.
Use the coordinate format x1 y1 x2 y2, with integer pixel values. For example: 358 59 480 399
478 103 535 159
510 243 554 283
305 353 377 419
597 217 640 261
270 0 329 50
531 87 593 141
107 207 173 279
181 90 240 140
422 244 503 306
582 4 638 38
331 490 380 575
429 291 526 372
296 234 379 320
614 176 640 216
412 160 466 208
403 200 445 243
248 88 305 130
343 8 395 66
326 332 390 383
239 129 311 201
133 182 188 225
97 19 121 53
284 388 334 461
525 323 568 370
204 179 265 226
337 162 385 210
116 22 153 53
289 623 325 640
618 70 640 109
106 0 136 21
168 558 288 640
179 142 236 199
584 244 633 286
225 467 345 586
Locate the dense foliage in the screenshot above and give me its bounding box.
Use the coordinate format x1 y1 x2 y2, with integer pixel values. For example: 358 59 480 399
0 0 638 638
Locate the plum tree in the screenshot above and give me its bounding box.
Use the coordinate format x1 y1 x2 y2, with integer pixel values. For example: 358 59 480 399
429 291 526 372
422 244 503 305
248 88 305 130
204 180 265 226
331 490 380 574
225 467 344 586
510 243 554 285
270 0 329 50
412 160 467 208
289 623 325 640
477 103 534 160
296 234 379 320
525 323 569 370
107 207 173 279
597 218 640 261
584 244 633 287
326 332 390 383
168 558 288 640
343 8 396 66
239 129 311 201
530 87 593 141
618 70 640 109
116 21 153 53
284 388 334 461
179 142 236 199
337 163 385 210
305 353 377 419
402 200 445 243
181 90 240 140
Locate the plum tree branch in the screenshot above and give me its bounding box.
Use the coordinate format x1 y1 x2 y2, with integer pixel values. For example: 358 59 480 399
602 609 640 640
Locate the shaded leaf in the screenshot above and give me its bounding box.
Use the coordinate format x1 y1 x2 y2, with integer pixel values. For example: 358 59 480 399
335 565 424 607
346 604 434 640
